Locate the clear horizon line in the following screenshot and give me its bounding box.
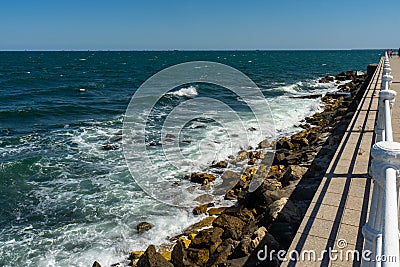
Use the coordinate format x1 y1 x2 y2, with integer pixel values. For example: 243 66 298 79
0 48 386 52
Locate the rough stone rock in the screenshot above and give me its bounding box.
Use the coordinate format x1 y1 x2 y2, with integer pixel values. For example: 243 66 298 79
213 214 246 240
235 151 248 162
192 203 213 215
208 238 237 266
223 206 255 223
290 183 318 201
187 248 209 266
276 137 294 150
193 194 213 203
130 251 145 260
101 144 119 151
251 226 267 249
92 261 102 267
221 170 240 180
211 160 228 168
269 198 301 223
319 76 334 83
244 166 257 177
237 235 252 256
224 189 237 200
262 179 282 191
137 222 153 234
268 222 297 248
292 137 309 147
183 216 215 236
258 139 271 148
207 207 227 216
171 240 187 267
190 227 224 254
335 72 347 81
217 171 240 195
190 173 216 185
247 157 257 165
281 165 308 186
136 245 173 267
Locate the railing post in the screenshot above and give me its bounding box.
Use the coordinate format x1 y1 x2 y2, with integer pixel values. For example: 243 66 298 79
362 141 400 266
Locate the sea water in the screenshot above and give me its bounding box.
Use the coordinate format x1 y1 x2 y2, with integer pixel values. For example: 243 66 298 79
0 50 382 266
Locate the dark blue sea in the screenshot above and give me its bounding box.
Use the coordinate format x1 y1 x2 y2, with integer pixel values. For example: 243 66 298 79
0 50 382 266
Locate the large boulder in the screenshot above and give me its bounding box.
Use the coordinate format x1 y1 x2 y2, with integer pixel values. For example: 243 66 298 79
137 222 153 234
269 198 301 223
281 165 308 186
171 240 189 267
276 137 294 150
192 203 213 215
207 238 238 266
190 227 224 254
187 248 209 266
182 216 215 236
211 160 228 168
319 76 334 83
190 173 216 185
213 214 246 240
136 245 173 267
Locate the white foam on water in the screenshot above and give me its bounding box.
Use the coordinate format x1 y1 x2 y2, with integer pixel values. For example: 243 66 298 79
168 85 198 97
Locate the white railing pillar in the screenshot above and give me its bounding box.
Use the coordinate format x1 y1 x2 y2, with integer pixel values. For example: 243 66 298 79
382 74 393 88
363 142 400 266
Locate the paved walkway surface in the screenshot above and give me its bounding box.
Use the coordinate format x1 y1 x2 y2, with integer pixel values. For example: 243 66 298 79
389 57 400 141
281 58 388 267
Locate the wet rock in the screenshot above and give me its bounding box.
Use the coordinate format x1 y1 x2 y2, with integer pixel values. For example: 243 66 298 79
137 222 153 234
258 139 271 148
290 94 322 99
183 216 215 236
190 173 216 185
92 261 102 267
235 151 248 162
193 203 213 215
101 144 119 151
335 72 347 81
211 160 228 168
193 194 213 203
136 245 173 267
247 157 257 165
207 207 227 216
319 76 334 83
213 214 246 240
224 190 237 200
129 251 145 260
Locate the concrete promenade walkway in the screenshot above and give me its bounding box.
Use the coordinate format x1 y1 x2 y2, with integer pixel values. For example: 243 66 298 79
281 58 388 267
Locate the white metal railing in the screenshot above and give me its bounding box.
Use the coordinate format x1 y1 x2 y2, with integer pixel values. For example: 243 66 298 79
362 53 400 267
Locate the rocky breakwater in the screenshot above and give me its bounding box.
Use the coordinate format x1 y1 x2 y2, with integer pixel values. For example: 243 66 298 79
96 70 370 267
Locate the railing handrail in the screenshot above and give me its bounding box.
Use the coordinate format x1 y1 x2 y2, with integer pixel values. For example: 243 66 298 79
362 53 400 267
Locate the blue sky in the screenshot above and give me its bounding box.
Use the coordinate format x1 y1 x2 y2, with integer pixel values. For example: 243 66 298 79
1 0 399 50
